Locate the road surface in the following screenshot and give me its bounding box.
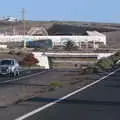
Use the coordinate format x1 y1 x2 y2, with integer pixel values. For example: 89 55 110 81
16 69 120 120
0 68 119 120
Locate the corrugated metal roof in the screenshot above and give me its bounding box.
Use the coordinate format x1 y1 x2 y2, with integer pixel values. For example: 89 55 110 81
86 31 105 36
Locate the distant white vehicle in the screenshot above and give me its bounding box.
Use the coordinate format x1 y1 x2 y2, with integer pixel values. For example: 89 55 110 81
0 59 20 76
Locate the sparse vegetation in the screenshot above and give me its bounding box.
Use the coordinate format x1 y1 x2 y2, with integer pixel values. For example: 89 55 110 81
48 58 54 69
96 58 114 70
8 50 16 55
16 51 25 56
20 53 39 67
81 51 120 74
49 81 63 88
81 65 102 74
64 40 77 51
109 52 120 63
48 81 63 91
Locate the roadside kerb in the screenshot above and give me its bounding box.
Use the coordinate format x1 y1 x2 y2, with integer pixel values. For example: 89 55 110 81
15 68 120 120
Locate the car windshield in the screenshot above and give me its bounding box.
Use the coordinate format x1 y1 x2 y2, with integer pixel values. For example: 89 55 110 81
0 60 14 65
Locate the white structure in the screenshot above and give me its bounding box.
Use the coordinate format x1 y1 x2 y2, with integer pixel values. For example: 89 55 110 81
28 27 48 36
7 17 17 22
86 31 105 36
46 52 114 60
0 16 17 22
0 45 7 49
0 31 106 48
33 52 49 69
32 52 114 69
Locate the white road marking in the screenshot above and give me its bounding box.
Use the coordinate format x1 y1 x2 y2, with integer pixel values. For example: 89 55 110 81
15 68 120 120
0 70 48 84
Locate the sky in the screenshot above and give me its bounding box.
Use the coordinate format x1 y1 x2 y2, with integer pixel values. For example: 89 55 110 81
0 0 120 23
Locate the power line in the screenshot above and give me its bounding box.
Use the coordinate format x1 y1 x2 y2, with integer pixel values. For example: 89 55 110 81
22 8 26 48
22 8 26 35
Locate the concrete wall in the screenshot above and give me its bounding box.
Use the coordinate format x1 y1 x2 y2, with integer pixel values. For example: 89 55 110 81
32 52 114 69
46 52 114 60
104 31 120 48
97 53 114 59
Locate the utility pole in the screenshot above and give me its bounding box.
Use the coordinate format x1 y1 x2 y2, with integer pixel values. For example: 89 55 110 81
22 8 26 48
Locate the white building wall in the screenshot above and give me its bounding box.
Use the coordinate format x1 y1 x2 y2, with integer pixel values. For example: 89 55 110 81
0 35 106 47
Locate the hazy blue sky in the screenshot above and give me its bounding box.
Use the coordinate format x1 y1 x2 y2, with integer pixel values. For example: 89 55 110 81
0 0 120 23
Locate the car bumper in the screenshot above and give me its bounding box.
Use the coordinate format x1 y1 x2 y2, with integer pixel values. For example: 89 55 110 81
0 70 10 75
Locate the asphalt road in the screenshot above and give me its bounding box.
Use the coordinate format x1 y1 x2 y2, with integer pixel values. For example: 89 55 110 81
0 69 73 120
0 68 45 83
0 68 119 120
18 69 120 120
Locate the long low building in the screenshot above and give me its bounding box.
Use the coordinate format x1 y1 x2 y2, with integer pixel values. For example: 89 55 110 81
0 31 106 49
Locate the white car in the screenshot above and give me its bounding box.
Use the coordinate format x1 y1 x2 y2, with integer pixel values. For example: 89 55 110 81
0 59 20 76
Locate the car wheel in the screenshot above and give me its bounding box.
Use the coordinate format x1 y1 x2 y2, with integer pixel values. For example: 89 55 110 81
10 72 16 77
16 71 19 76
